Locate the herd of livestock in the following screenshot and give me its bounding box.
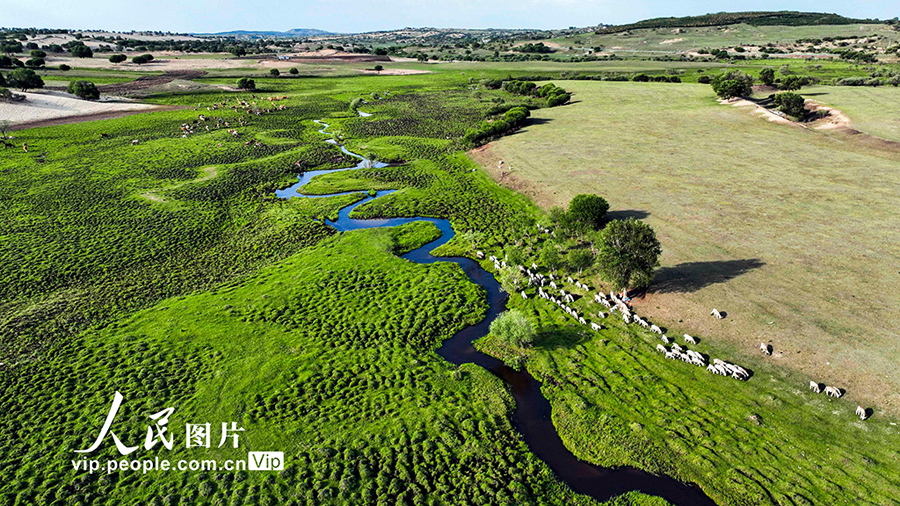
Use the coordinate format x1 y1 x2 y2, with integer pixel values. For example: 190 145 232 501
478 242 869 421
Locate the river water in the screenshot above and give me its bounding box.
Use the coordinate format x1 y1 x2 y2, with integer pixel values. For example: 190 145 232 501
275 120 716 506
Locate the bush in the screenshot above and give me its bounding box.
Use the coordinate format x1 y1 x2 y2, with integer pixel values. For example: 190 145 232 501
596 218 661 290
772 92 806 119
67 80 100 100
759 68 775 86
697 75 711 84
30 50 47 58
489 310 535 347
58 64 70 71
131 55 149 65
568 194 609 229
108 54 127 64
269 68 280 77
24 58 44 68
632 74 650 82
236 77 256 90
373 65 383 72
289 67 299 75
779 75 804 91
463 106 530 145
71 44 93 58
710 70 753 98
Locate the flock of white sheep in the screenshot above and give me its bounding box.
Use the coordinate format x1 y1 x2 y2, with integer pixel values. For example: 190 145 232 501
480 241 869 421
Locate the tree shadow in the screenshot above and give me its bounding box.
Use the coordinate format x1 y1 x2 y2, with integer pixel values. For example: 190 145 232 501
649 259 765 294
605 209 650 222
534 323 592 350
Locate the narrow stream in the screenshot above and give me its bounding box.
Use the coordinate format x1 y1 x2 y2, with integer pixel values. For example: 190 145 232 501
276 120 716 506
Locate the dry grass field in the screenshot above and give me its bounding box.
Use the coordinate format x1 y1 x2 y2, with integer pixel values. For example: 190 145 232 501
472 81 900 414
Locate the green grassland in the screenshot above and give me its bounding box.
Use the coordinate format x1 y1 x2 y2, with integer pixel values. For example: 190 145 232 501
799 84 900 142
550 23 900 54
3 54 900 506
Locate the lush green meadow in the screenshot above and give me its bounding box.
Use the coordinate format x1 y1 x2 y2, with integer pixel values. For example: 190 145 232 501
4 55 900 506
478 80 900 416
800 84 900 141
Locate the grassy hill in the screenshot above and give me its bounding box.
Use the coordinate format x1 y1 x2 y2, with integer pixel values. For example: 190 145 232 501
598 11 883 34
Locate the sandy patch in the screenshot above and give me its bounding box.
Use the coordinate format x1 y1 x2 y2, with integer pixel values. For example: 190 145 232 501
721 98 796 126
660 38 684 45
0 91 158 126
468 144 554 208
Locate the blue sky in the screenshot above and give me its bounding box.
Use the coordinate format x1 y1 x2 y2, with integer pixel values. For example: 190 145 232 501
2 0 896 34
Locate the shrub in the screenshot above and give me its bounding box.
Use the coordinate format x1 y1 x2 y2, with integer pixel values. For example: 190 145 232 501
25 58 44 68
759 68 775 85
236 77 256 90
697 75 711 84
6 68 43 92
108 54 127 64
489 310 535 347
131 55 149 65
289 67 299 75
71 44 93 58
269 68 280 77
710 70 753 98
632 74 650 82
568 194 609 229
773 92 806 118
67 80 100 100
58 64 70 71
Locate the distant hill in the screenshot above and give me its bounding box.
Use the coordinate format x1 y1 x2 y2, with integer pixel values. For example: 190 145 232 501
197 28 337 39
598 11 881 34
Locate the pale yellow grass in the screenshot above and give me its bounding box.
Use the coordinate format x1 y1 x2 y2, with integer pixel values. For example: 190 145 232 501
475 81 900 414
0 91 156 125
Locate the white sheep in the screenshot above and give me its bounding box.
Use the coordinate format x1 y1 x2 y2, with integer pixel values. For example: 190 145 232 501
671 343 683 352
661 335 670 344
567 276 574 284
809 381 822 393
591 323 603 331
656 344 667 353
760 342 771 355
650 324 662 334
531 262 538 270
825 386 843 398
711 308 724 319
856 406 867 420
597 311 607 319
684 334 697 345
520 291 528 300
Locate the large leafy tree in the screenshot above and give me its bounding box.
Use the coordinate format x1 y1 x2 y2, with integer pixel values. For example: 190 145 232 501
759 68 775 86
6 67 43 92
568 194 609 229
70 43 93 58
596 218 662 290
773 92 807 119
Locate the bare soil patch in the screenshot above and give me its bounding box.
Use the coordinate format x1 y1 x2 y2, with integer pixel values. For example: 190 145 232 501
98 71 207 95
0 91 174 130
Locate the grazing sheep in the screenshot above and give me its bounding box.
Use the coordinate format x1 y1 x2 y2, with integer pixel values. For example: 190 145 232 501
856 406 867 420
825 386 843 398
476 251 485 259
549 274 555 281
650 324 662 334
809 381 822 393
684 334 697 345
706 364 718 373
578 317 587 325
661 335 670 344
672 343 683 352
760 343 771 355
531 262 538 270
622 313 631 324
714 364 728 376
656 344 667 353
566 294 575 303
550 281 558 289
597 311 607 319
637 318 649 328
600 299 612 309
520 291 528 300
591 323 603 331
711 308 724 319
665 351 676 360
567 276 574 284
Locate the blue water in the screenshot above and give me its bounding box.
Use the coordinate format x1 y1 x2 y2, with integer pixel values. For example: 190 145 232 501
275 119 716 506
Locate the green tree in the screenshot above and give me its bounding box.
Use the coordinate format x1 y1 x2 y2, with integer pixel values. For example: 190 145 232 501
29 50 46 58
236 77 256 90
710 70 753 99
58 64 70 71
489 310 535 348
539 245 562 271
457 230 484 250
269 68 280 77
70 44 93 58
131 55 149 65
24 58 44 68
67 80 100 100
773 92 807 119
230 46 246 57
6 68 43 92
374 65 383 72
108 54 127 64
779 75 803 91
596 218 661 290
566 249 594 274
141 54 154 62
289 67 299 75
759 68 775 86
568 194 609 229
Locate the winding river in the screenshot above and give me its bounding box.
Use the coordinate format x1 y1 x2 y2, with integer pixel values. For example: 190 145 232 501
276 119 716 506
